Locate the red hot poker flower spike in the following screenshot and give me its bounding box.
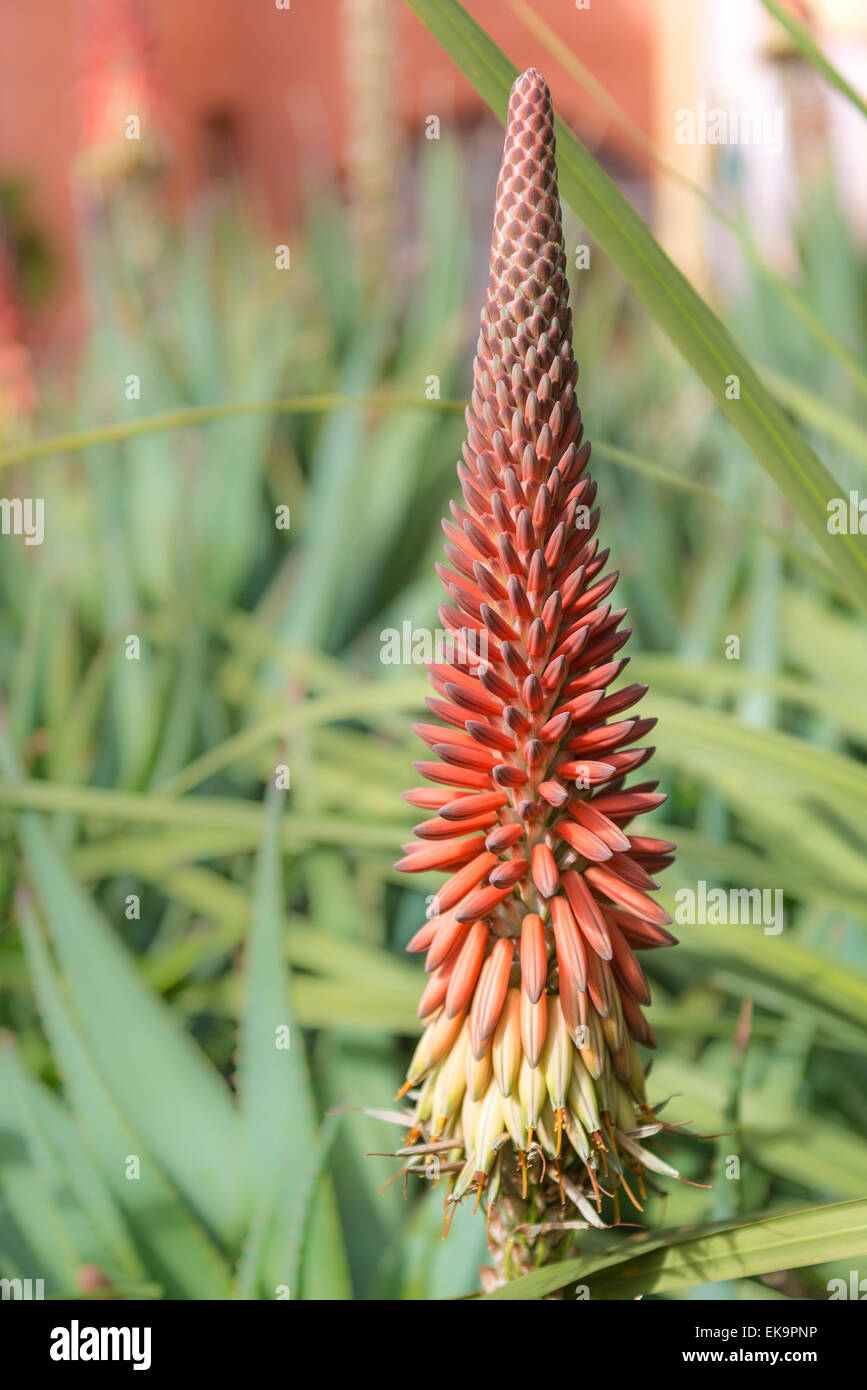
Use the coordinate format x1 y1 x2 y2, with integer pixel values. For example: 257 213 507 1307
77 0 166 181
393 69 679 1234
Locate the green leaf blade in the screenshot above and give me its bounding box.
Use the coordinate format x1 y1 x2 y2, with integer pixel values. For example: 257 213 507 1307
403 0 867 610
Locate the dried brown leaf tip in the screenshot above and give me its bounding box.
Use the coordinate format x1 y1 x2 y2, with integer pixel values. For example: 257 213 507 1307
392 70 681 1238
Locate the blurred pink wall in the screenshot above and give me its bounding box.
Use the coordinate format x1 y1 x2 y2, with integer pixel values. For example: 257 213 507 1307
0 0 652 339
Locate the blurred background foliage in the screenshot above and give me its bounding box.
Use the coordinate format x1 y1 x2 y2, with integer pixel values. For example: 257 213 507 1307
0 0 865 1300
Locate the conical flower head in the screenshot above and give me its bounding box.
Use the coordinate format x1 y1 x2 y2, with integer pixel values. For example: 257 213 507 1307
394 70 680 1226
0 231 35 434
77 0 166 181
